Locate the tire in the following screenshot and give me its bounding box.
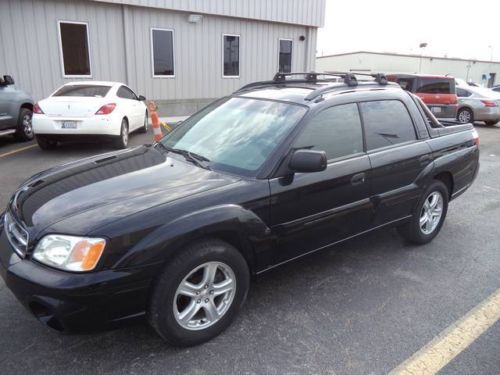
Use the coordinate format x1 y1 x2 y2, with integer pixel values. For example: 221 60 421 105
138 111 148 133
485 120 498 126
457 108 473 124
397 180 449 244
113 118 129 149
148 238 250 347
14 108 34 141
35 135 57 150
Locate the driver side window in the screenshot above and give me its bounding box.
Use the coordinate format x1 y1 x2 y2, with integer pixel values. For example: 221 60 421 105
293 103 364 161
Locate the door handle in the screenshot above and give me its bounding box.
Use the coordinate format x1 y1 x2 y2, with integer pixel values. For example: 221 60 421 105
351 172 366 186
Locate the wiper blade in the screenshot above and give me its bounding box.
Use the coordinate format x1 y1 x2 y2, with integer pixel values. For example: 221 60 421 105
163 146 211 170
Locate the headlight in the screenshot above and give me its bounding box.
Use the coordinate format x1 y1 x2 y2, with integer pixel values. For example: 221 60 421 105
33 235 106 272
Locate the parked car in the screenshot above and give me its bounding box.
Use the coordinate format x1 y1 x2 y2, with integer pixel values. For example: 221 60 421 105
0 75 34 141
490 85 500 93
32 81 148 149
456 86 500 125
0 72 479 346
386 73 458 121
455 78 479 88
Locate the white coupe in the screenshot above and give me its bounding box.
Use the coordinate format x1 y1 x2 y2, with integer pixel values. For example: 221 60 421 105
33 81 148 149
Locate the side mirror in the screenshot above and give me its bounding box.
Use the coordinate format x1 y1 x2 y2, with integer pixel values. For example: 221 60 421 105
138 95 146 101
289 149 327 173
3 75 14 85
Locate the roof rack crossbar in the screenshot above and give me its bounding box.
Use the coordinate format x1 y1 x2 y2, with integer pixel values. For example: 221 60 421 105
304 72 389 101
235 71 389 97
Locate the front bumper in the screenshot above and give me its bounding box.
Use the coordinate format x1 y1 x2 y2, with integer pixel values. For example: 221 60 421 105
0 228 157 332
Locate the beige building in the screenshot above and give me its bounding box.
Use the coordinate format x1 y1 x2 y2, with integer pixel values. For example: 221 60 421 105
316 51 500 87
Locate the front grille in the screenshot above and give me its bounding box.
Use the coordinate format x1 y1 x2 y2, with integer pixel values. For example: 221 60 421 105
4 211 29 258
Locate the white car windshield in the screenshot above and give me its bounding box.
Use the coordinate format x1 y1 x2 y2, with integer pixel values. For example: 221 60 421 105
161 97 307 176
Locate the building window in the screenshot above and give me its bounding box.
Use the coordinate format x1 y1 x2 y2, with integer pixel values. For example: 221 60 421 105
223 34 240 77
58 21 91 77
279 39 292 73
151 28 175 77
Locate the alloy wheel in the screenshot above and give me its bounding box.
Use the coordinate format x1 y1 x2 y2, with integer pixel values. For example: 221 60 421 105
122 123 128 146
458 110 471 123
173 261 236 331
23 113 33 137
419 191 444 235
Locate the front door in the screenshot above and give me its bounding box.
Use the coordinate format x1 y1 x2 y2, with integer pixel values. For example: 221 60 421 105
268 103 374 264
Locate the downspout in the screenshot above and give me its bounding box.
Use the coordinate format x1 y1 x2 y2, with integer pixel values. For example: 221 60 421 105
122 4 130 85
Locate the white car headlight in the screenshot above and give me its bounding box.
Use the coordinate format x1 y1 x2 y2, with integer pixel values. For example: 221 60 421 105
33 235 106 272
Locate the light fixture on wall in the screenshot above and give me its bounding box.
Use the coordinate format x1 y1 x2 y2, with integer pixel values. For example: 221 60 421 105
188 14 203 23
299 35 306 41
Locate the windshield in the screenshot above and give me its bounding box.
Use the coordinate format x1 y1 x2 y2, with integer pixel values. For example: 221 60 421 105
53 85 111 97
161 97 307 176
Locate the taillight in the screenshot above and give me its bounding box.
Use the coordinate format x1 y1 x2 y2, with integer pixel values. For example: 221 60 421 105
95 103 116 115
472 129 480 146
480 100 497 107
33 103 44 114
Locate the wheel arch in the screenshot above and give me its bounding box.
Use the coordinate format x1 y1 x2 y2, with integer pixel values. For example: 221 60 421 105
113 204 274 275
433 171 454 199
20 102 33 111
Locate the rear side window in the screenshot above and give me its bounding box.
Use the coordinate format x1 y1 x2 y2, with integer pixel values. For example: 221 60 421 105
397 78 415 91
294 103 363 160
53 85 111 97
117 86 137 100
457 88 472 97
416 78 453 94
360 100 416 150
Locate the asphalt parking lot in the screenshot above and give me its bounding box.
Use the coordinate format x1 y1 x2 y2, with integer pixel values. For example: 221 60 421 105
0 126 499 375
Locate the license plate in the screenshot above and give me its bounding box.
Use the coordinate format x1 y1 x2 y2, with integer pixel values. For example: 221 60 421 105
61 121 77 129
431 107 442 113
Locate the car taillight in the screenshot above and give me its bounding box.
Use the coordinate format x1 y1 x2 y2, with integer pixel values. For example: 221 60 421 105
480 100 497 107
33 103 44 114
95 103 116 115
472 129 480 146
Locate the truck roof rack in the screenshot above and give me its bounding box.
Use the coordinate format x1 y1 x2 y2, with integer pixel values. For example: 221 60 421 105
235 71 390 98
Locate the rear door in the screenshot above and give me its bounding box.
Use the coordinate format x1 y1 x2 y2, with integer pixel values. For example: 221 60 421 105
116 86 143 130
269 103 374 264
360 99 432 225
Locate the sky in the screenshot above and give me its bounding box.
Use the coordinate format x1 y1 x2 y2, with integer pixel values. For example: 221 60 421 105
317 0 500 62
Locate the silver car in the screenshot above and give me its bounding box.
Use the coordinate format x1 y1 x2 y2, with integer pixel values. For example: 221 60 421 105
456 86 500 125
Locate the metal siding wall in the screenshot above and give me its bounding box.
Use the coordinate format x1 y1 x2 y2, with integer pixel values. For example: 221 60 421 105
0 0 315 102
91 0 326 27
0 0 127 101
316 53 500 86
126 6 309 101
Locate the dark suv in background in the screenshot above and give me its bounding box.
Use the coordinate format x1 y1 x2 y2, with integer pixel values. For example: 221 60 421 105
387 74 458 121
0 75 34 141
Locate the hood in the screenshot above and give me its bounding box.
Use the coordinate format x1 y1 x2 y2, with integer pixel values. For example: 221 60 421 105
10 145 239 235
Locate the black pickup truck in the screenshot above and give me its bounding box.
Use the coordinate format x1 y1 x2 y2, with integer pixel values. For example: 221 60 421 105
0 72 479 346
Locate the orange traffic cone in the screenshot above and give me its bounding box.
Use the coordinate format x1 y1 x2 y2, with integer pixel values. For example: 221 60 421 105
148 101 163 142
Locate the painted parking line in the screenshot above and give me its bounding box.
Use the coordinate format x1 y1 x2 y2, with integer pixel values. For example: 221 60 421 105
0 144 37 159
389 288 500 375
